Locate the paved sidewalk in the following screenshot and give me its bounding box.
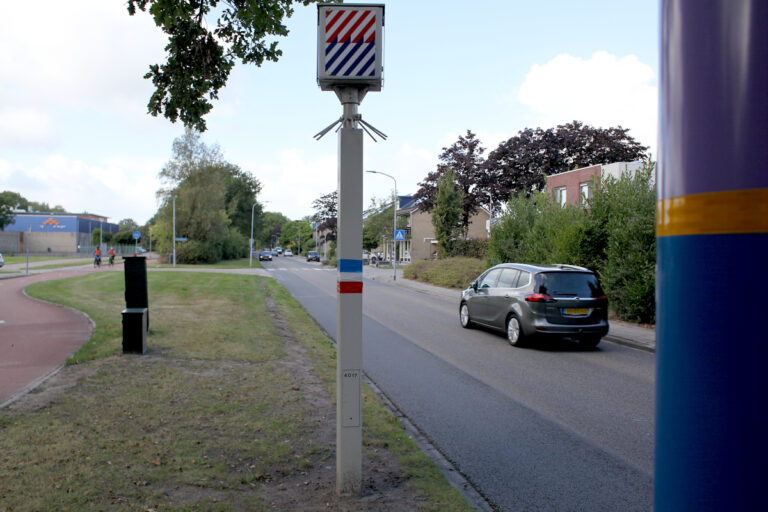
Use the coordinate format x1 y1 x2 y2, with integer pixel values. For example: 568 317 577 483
361 264 656 352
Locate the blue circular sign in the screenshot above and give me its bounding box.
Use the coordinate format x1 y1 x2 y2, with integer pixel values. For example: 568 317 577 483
132 231 141 240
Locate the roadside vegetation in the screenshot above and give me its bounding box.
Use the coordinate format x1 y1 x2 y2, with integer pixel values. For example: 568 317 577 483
404 257 487 290
406 163 656 324
1 272 473 511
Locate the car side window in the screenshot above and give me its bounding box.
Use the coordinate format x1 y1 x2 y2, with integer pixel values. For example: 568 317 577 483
497 269 520 288
516 271 531 288
478 268 502 288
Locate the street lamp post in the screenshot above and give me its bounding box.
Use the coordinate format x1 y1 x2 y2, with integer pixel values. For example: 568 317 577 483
172 195 176 268
250 202 257 267
366 170 397 281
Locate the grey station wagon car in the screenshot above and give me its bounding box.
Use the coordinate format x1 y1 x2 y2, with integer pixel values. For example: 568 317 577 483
460 263 609 348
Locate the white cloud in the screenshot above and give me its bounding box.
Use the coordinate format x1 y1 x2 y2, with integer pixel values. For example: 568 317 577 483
5 154 163 224
0 108 55 147
0 0 167 111
518 51 658 155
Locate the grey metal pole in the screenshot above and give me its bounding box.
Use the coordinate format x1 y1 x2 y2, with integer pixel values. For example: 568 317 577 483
26 225 30 275
335 86 364 496
172 195 176 268
250 202 256 267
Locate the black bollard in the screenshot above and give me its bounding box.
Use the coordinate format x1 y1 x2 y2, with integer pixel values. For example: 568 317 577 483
124 256 149 332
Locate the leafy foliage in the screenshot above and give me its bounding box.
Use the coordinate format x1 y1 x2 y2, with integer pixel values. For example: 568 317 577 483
403 257 487 289
279 220 313 252
487 162 657 323
127 0 318 131
414 131 488 231
312 190 338 242
432 169 464 258
0 200 12 231
485 121 648 202
152 129 261 262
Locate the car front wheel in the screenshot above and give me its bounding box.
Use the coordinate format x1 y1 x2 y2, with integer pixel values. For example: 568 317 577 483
459 303 473 328
506 315 526 347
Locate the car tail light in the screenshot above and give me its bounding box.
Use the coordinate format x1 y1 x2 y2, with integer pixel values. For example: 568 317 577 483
525 293 554 303
597 295 607 301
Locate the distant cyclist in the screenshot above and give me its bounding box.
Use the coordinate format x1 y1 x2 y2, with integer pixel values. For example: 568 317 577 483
94 247 102 268
108 247 116 266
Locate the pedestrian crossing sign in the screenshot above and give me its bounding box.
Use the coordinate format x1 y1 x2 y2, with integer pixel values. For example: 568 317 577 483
394 230 405 241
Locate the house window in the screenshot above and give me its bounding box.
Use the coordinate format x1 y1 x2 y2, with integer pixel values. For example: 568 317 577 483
554 187 567 206
579 182 590 206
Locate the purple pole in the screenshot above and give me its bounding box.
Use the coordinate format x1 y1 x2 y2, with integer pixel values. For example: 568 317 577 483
657 1 768 510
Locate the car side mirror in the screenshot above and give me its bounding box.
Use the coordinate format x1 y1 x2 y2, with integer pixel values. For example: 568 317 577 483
472 281 478 292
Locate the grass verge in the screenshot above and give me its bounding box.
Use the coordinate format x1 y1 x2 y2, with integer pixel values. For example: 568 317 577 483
403 257 488 289
152 258 262 270
2 271 473 511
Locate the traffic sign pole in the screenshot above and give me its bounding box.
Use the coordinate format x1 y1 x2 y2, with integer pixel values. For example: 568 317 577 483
317 3 384 496
336 89 364 495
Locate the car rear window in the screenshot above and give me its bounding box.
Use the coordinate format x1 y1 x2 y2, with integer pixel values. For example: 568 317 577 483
535 272 603 298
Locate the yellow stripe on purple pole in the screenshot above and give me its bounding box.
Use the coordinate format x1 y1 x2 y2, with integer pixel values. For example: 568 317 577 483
657 1 768 510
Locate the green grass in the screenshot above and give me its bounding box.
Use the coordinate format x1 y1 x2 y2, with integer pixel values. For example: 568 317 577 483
153 258 262 269
3 271 474 511
403 257 488 289
2 255 73 265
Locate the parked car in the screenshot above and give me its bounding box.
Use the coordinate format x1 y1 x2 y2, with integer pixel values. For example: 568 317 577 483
284 249 293 257
306 250 320 262
259 249 273 261
0 253 4 268
274 247 282 256
459 263 609 348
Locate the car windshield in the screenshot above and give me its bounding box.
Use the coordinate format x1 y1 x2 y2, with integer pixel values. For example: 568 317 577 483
534 272 603 298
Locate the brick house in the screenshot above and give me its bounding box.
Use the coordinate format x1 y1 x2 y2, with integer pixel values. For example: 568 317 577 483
545 161 644 206
393 195 490 262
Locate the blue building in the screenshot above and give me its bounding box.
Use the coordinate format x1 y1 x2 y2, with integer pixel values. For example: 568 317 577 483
0 213 119 254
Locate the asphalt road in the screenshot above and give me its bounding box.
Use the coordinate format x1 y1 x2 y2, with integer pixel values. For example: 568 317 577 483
262 256 654 511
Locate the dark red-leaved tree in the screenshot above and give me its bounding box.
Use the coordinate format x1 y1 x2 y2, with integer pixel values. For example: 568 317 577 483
484 121 649 202
413 130 488 233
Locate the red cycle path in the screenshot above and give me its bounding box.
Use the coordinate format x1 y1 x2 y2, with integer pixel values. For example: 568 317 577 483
0 268 99 405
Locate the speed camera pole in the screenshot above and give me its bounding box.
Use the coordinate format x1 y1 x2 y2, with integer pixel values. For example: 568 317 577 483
315 3 385 496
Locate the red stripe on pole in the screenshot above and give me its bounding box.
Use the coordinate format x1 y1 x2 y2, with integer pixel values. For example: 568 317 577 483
327 10 357 43
338 281 363 294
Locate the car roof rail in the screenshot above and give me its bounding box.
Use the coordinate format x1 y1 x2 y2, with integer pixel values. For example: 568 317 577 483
554 263 589 271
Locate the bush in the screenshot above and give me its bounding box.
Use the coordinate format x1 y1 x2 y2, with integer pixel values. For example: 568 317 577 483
486 163 657 323
176 240 221 264
403 257 487 289
447 238 488 259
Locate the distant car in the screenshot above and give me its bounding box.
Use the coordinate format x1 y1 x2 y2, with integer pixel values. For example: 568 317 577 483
362 251 370 264
284 249 293 257
274 247 283 255
0 253 4 268
259 249 273 261
306 251 320 262
460 263 609 348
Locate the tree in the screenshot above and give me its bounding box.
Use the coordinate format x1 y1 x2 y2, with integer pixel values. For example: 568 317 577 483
280 220 313 252
485 120 648 202
119 218 139 232
312 190 338 242
257 211 289 248
0 201 12 231
432 169 464 258
153 130 258 262
127 0 319 132
0 191 29 211
413 130 488 234
362 197 394 252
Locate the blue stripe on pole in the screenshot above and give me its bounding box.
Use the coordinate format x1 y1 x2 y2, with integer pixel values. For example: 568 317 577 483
338 259 363 273
656 232 768 511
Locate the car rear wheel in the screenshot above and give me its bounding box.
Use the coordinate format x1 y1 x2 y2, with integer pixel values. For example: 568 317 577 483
506 315 526 347
459 303 473 328
579 335 601 349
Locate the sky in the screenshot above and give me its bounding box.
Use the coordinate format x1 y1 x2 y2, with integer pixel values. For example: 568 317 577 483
0 1 659 226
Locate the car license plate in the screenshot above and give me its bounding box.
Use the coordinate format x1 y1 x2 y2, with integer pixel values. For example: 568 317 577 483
564 308 589 316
